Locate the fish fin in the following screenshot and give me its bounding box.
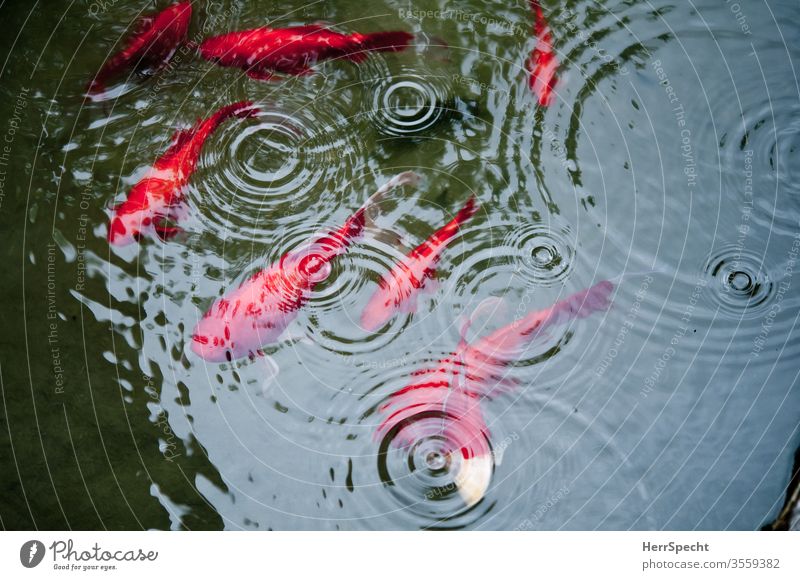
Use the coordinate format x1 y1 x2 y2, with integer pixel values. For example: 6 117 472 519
212 100 261 121
368 171 421 205
246 69 277 81
259 354 280 397
332 171 423 253
493 445 504 466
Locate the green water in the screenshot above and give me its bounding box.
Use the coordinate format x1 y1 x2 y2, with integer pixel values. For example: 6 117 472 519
1 0 799 530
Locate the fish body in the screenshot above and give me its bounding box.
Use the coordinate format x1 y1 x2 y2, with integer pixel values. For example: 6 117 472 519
360 196 479 331
198 25 413 80
191 172 420 362
88 1 192 95
527 0 558 106
376 280 615 507
108 100 258 246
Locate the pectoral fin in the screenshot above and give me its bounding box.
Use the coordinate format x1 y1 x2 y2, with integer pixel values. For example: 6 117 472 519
259 354 280 397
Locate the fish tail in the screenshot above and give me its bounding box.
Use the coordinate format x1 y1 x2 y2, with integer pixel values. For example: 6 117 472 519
331 171 421 250
355 30 413 56
157 101 259 169
530 0 547 29
210 100 260 124
519 279 615 335
432 195 479 245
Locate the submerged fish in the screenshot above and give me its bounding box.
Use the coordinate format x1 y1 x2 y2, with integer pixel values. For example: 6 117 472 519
527 0 558 106
376 280 615 507
88 1 192 96
191 172 421 363
360 195 479 332
198 24 413 81
108 100 259 246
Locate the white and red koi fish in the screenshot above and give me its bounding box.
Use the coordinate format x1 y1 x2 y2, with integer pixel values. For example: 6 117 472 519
88 1 192 96
198 24 413 81
376 280 614 507
360 196 479 332
108 100 259 246
527 0 558 106
191 172 421 363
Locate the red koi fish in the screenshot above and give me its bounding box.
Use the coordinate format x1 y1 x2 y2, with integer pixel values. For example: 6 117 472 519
360 196 479 332
108 100 259 246
198 24 413 81
376 280 614 507
88 1 192 96
527 0 558 106
191 172 420 362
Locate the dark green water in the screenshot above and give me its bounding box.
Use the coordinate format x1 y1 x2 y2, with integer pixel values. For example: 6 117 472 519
1 0 798 530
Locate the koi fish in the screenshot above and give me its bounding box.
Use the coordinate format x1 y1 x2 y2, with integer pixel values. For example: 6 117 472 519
191 172 421 362
376 280 614 507
198 24 413 81
108 100 259 246
88 1 192 96
360 196 479 332
527 0 558 106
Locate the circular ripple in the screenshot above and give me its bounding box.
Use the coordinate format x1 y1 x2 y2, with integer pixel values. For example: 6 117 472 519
702 245 775 318
375 392 494 526
366 70 450 137
304 237 414 355
504 219 575 288
193 104 363 244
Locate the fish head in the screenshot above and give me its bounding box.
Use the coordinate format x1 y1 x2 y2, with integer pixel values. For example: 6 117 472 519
191 284 288 363
190 301 255 363
191 315 245 363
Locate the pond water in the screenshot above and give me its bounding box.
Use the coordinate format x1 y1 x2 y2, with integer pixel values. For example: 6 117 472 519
0 0 798 530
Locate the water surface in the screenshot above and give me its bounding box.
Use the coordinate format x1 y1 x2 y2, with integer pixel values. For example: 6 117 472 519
0 0 798 530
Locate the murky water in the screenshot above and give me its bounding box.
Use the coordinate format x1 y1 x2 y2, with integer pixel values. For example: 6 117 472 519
1 0 798 530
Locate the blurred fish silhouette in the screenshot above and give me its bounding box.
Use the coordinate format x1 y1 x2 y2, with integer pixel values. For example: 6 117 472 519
191 172 421 363
360 195 479 332
527 0 558 106
108 100 259 246
198 24 413 81
376 280 614 507
87 1 192 97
